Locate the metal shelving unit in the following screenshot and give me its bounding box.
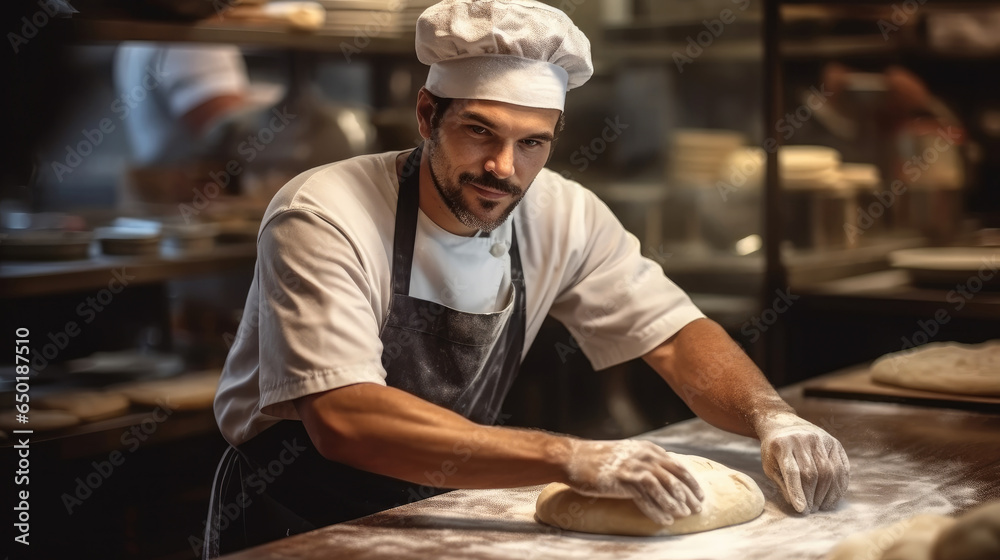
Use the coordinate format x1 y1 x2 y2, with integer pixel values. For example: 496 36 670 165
0 242 256 298
65 17 414 53
762 0 1000 384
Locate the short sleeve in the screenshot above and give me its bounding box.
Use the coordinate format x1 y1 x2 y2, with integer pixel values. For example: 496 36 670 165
256 209 387 419
159 45 249 117
546 194 705 371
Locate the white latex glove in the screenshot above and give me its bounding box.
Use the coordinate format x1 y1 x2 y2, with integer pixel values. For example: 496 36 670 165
758 412 850 513
564 439 704 526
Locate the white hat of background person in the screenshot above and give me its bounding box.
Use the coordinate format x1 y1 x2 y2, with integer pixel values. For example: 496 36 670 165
415 0 594 112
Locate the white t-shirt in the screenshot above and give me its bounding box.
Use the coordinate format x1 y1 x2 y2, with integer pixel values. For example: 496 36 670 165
215 150 705 446
411 208 512 313
113 43 249 165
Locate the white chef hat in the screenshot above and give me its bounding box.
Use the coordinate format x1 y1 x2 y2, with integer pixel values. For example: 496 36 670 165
415 0 593 112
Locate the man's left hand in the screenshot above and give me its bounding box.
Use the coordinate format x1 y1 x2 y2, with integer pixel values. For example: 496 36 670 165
758 412 850 513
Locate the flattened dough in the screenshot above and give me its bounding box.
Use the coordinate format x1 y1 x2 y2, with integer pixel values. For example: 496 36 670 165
0 409 81 431
535 453 765 536
35 390 130 422
111 370 220 410
871 341 1000 397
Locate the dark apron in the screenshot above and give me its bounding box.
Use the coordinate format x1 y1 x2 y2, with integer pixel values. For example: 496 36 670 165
203 145 527 558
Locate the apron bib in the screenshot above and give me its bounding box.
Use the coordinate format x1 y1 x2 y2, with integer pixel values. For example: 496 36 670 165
203 145 527 557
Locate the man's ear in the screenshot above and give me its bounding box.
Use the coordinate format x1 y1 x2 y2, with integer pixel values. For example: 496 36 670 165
415 88 436 140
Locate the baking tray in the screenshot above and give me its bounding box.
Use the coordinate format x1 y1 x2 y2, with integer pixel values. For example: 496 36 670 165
94 227 162 256
0 231 93 261
803 365 1000 414
889 247 1000 289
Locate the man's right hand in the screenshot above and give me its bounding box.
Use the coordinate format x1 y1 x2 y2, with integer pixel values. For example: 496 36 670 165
295 384 704 522
563 439 705 526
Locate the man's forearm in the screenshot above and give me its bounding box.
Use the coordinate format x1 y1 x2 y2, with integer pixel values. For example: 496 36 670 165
295 383 572 489
642 318 794 438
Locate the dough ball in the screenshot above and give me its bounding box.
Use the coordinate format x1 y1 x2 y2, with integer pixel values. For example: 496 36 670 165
932 501 1000 560
825 515 955 560
535 453 764 536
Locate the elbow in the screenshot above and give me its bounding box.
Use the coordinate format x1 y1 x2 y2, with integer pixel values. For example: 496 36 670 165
309 416 374 468
293 393 363 466
307 422 353 464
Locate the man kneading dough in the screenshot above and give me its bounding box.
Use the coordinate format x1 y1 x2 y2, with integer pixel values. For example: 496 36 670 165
205 1 850 556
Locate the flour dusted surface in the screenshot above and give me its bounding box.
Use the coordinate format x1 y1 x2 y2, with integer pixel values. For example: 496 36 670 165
256 404 988 560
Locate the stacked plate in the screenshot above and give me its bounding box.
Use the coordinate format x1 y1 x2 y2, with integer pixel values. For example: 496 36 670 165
668 129 746 186
779 145 844 192
839 162 880 191
779 146 856 250
313 0 435 35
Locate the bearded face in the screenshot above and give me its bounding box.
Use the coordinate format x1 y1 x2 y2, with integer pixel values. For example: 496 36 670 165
419 96 561 234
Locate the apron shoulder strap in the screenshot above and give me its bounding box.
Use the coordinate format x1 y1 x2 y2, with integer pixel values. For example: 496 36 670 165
390 145 423 296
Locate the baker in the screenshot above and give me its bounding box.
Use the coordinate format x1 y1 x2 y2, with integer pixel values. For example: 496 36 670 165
204 1 850 556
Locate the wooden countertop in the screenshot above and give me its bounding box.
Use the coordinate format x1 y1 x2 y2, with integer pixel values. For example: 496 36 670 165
219 378 1000 560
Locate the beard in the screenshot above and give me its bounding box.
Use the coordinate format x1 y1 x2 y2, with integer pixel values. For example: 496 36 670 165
425 132 526 234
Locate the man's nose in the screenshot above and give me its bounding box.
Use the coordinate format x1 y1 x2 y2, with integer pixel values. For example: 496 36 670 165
485 142 515 179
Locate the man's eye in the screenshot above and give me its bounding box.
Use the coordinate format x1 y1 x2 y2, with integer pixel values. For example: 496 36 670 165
469 126 488 135
522 139 541 147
